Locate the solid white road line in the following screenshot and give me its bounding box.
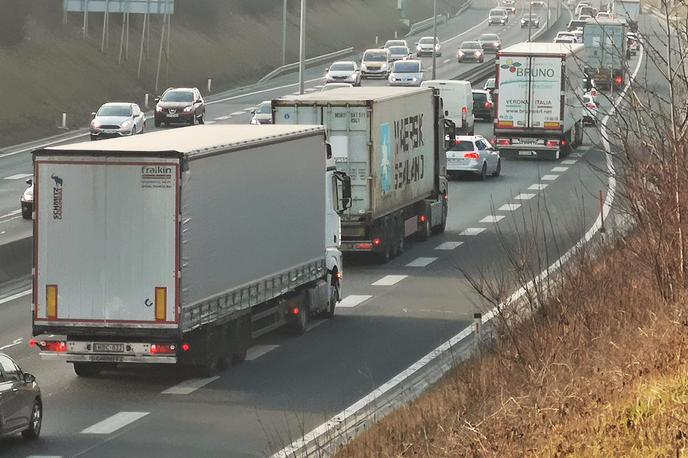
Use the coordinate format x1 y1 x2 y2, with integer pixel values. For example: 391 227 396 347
204 120 217 124
338 295 373 308
459 227 485 236
81 412 149 435
230 111 246 116
246 345 280 361
215 115 231 121
0 209 22 219
435 241 464 250
528 183 549 190
27 455 63 458
371 275 407 286
0 289 31 305
480 215 505 223
314 85 324 89
161 376 220 395
0 338 23 351
3 173 32 180
442 58 452 64
0 132 89 159
406 257 438 267
541 174 559 181
498 203 521 211
551 166 569 172
561 159 577 165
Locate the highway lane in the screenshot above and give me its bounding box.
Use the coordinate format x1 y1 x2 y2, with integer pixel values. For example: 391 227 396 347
0 1 547 247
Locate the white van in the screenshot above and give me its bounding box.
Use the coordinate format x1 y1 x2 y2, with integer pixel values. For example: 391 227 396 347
421 80 475 135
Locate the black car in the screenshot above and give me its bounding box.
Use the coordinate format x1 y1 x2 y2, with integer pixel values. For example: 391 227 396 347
521 14 541 28
479 33 502 53
0 353 42 440
472 90 494 122
154 87 206 127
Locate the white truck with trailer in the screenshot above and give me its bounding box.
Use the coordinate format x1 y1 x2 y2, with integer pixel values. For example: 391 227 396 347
494 42 586 160
613 0 640 30
272 87 453 262
31 125 351 376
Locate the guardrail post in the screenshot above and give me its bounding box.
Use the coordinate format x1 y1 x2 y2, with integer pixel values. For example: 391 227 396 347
395 30 398 38
375 36 379 45
207 78 212 93
59 113 68 130
473 312 482 352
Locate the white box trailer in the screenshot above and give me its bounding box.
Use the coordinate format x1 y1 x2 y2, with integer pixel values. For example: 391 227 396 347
613 0 640 30
272 87 452 262
583 19 628 90
494 42 586 160
31 125 351 376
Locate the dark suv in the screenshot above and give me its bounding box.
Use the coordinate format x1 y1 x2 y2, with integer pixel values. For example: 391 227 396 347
154 87 206 127
472 90 495 122
0 353 42 440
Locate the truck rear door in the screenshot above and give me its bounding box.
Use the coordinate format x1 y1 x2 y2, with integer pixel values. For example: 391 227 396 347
497 55 530 129
527 57 562 129
34 156 179 327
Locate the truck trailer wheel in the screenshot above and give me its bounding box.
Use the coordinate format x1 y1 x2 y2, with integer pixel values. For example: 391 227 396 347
293 304 310 335
324 280 339 318
432 196 448 234
73 362 104 377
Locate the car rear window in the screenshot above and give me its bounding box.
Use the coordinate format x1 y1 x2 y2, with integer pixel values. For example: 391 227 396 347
451 140 476 151
330 63 355 71
389 46 409 54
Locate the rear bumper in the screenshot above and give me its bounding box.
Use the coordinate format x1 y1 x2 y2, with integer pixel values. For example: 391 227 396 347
41 352 177 364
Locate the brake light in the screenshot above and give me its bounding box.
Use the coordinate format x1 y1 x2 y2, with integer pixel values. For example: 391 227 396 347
291 307 300 316
484 101 493 109
464 152 481 159
614 75 624 86
355 242 374 250
34 340 67 352
496 138 510 145
181 343 191 352
373 238 382 246
150 343 176 354
462 106 467 113
419 215 427 223
546 139 560 147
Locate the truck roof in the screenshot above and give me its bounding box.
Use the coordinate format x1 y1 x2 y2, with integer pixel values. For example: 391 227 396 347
273 86 433 104
584 18 627 24
38 125 325 157
499 42 584 56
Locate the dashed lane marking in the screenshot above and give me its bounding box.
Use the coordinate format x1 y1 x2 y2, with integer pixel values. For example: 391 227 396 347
459 227 485 236
528 183 549 190
338 295 373 308
230 111 246 116
246 345 280 361
406 257 438 267
480 215 505 223
215 115 231 121
305 88 317 92
4 173 32 180
561 159 577 165
372 275 408 286
442 58 452 64
162 376 220 395
498 203 521 211
0 338 23 351
435 241 464 250
0 289 31 305
541 174 559 181
551 166 569 172
81 412 149 435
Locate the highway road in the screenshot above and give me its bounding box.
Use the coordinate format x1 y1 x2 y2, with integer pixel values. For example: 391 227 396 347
0 2 656 457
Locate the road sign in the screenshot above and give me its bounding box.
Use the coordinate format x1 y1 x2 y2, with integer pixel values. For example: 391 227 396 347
63 0 174 15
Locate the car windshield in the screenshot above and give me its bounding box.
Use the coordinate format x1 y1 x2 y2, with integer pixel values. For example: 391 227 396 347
97 105 131 117
393 61 420 72
162 91 194 102
461 42 481 50
490 10 506 16
363 53 386 62
480 34 499 41
389 46 409 54
258 102 271 114
419 37 437 44
385 40 405 47
451 140 476 151
330 63 355 71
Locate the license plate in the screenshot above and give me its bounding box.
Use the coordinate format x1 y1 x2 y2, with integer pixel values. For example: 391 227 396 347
519 151 535 156
93 343 124 353
167 113 179 118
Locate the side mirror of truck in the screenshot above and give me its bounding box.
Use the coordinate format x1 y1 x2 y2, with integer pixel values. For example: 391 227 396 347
26 178 32 185
333 171 352 214
326 143 333 159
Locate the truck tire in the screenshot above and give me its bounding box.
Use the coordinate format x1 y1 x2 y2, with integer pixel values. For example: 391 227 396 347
73 362 104 377
432 196 448 234
324 280 339 318
293 304 310 335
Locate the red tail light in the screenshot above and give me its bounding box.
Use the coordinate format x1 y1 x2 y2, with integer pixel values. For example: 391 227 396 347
546 140 560 147
614 75 624 86
496 138 510 145
484 101 493 109
181 343 191 352
462 106 468 113
291 307 300 316
34 340 67 352
354 242 374 250
150 343 176 354
586 103 596 109
464 152 480 159
419 215 427 223
373 238 382 246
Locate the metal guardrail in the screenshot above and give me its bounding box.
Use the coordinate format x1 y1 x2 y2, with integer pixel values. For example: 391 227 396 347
257 47 355 84
405 14 448 37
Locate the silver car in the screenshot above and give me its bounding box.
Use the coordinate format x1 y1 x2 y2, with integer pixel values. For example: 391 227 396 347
384 39 408 48
416 36 441 57
90 102 145 140
322 83 354 91
446 135 501 180
324 61 361 86
250 101 272 125
388 45 411 61
388 60 424 87
0 353 42 440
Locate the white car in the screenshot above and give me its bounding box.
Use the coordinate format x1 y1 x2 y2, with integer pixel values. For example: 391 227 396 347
388 45 411 61
446 135 501 180
90 102 145 140
583 94 598 125
324 61 361 85
321 83 354 91
388 60 424 87
384 39 408 48
555 31 579 43
361 48 391 78
250 101 272 125
488 8 509 25
416 36 441 57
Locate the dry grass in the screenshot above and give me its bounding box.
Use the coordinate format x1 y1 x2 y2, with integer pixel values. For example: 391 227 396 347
337 232 688 457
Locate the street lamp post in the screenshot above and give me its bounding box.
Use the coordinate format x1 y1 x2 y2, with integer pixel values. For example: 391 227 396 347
282 0 288 66
528 0 533 41
299 0 306 94
432 0 438 79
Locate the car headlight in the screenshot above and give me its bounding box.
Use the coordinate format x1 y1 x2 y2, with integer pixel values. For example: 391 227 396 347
361 64 368 71
91 120 100 129
475 51 481 57
120 120 132 129
417 46 422 52
156 105 163 112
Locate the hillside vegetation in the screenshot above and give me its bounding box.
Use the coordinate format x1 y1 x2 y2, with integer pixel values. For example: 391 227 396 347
0 0 458 146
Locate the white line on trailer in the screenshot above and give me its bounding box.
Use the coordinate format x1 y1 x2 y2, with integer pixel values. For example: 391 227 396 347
338 295 373 308
459 227 485 236
246 345 280 361
0 289 31 305
480 215 505 223
406 257 438 267
528 183 549 190
551 166 569 172
435 241 463 250
3 173 32 180
498 203 521 211
371 275 407 286
541 174 559 181
161 376 220 395
81 412 149 435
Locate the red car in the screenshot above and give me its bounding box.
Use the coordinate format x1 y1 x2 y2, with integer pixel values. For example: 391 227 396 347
154 87 206 127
